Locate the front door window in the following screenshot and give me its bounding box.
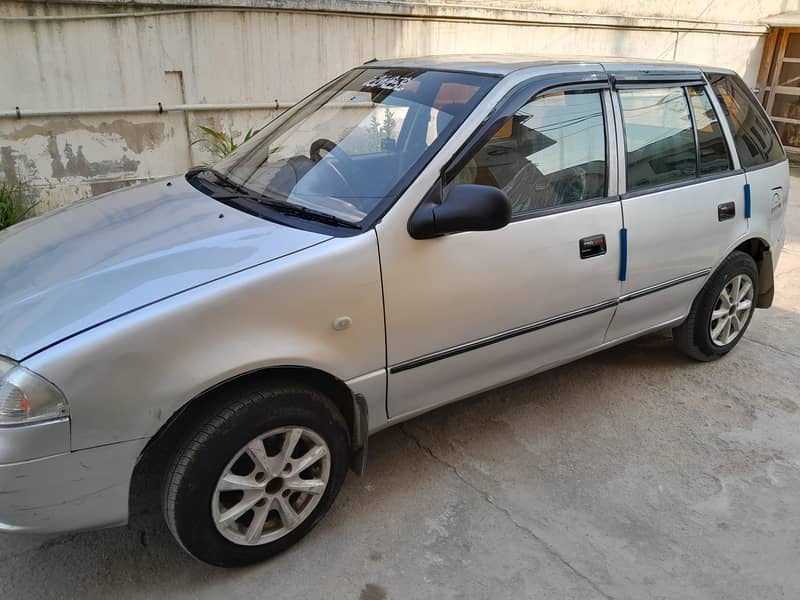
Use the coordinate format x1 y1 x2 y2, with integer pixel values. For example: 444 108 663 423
447 89 607 216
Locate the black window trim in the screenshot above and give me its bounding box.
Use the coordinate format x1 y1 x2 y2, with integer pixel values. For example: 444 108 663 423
614 79 705 90
620 167 745 201
510 194 620 221
684 86 702 179
438 76 615 224
739 156 789 173
609 70 705 87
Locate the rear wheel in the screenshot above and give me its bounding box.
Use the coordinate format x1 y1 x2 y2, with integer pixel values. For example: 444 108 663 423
162 381 349 567
673 251 758 361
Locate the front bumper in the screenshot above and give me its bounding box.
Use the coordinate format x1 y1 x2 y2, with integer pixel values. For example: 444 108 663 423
0 437 147 534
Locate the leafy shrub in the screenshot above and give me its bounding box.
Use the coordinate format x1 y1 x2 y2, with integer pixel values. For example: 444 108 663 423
193 126 255 162
0 183 36 231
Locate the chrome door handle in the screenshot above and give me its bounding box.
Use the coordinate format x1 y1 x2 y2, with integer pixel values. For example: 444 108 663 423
718 201 736 221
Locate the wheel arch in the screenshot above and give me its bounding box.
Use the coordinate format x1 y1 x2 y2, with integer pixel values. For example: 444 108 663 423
732 237 775 308
130 365 365 518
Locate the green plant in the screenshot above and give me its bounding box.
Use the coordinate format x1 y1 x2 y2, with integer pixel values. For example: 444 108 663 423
192 125 255 162
0 182 36 231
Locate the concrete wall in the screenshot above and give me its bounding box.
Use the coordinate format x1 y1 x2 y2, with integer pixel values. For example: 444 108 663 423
1 0 795 211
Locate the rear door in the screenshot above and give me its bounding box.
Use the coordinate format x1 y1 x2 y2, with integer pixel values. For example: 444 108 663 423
706 72 790 264
605 71 748 341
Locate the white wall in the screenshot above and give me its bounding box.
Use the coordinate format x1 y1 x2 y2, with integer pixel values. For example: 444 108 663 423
1 0 793 210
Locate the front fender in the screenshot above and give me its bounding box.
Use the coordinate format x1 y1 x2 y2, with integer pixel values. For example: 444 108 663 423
23 232 385 451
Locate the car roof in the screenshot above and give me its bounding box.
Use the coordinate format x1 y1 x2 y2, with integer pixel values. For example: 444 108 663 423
367 54 736 77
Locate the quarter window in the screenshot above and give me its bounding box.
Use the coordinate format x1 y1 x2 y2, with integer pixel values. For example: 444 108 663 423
449 89 607 216
619 87 696 192
708 73 785 169
687 86 732 175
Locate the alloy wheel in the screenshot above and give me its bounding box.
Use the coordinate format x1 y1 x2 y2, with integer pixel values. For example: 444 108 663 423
709 274 754 347
211 427 331 546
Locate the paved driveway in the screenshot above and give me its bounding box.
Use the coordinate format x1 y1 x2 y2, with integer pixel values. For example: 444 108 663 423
2 174 800 600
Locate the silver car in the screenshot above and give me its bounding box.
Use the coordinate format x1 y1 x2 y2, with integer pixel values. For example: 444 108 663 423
0 56 788 566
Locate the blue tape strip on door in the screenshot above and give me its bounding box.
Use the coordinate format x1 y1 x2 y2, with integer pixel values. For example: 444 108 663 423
619 227 628 282
744 183 751 219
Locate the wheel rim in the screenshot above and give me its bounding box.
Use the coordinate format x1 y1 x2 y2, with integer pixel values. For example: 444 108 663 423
709 274 754 347
212 427 331 546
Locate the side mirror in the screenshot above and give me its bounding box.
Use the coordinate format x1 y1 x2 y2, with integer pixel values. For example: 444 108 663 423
408 184 512 239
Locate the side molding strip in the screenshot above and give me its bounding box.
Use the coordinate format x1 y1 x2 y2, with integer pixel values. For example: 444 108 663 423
389 270 711 375
390 298 618 374
619 269 710 303
619 227 628 281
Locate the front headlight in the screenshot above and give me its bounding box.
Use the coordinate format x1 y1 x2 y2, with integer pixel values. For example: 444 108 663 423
0 357 69 426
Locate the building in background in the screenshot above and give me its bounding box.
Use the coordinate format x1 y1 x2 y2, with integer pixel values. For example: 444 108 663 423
2 0 800 211
757 14 800 155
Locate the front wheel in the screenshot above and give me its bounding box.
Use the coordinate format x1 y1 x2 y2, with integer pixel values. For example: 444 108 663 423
162 381 350 567
673 251 759 361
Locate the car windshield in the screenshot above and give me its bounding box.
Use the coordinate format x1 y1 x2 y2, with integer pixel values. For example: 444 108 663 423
201 68 497 226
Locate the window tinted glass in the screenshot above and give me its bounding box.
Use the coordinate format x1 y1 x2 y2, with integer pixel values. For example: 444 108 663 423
708 73 785 168
620 87 696 192
688 86 732 175
449 90 606 216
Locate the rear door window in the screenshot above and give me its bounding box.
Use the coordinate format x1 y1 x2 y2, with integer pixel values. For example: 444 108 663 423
619 87 697 192
707 73 785 169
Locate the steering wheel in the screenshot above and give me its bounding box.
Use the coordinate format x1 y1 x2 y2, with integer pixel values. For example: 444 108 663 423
308 138 357 197
553 166 588 205
310 138 339 163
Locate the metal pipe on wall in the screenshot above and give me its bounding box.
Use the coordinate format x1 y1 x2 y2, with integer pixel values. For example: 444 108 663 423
0 100 387 119
0 102 297 120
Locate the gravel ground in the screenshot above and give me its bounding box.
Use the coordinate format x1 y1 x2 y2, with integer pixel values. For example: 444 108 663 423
1 173 799 600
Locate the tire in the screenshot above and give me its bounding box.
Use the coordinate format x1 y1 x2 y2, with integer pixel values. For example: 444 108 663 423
672 251 759 362
162 380 350 567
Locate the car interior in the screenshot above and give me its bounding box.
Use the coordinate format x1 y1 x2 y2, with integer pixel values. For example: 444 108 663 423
452 101 606 214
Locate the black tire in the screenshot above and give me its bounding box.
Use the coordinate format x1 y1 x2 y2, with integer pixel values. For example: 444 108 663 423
672 251 759 362
162 380 350 567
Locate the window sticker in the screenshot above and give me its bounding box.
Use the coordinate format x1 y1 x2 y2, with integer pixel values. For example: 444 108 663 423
362 74 414 92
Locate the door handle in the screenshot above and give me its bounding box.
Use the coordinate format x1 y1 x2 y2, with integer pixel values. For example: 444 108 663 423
718 201 736 221
579 234 607 259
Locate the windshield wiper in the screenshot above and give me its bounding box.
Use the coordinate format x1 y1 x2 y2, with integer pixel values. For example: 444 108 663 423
255 197 360 229
193 168 359 229
194 168 254 198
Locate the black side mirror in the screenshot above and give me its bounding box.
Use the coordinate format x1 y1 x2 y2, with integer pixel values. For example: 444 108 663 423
408 184 512 239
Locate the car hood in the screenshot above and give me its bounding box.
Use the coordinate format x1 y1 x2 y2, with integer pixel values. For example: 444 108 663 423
0 176 331 360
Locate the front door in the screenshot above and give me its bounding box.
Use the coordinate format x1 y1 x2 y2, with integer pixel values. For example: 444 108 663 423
378 85 624 419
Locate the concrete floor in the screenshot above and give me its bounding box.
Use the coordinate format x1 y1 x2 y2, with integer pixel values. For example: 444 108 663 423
2 177 800 600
